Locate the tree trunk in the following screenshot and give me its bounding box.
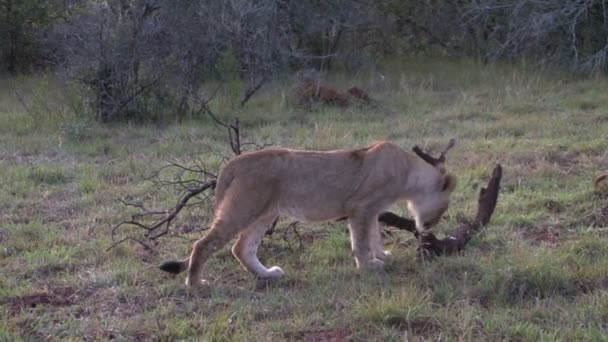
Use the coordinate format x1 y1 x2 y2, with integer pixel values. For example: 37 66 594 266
5 0 17 74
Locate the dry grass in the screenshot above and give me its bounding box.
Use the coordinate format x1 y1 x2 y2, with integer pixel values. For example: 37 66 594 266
1 59 608 341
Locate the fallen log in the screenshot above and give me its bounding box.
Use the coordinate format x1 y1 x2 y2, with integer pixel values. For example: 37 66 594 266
378 164 503 257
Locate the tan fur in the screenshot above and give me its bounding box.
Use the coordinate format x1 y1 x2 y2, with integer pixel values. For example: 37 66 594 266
164 142 456 286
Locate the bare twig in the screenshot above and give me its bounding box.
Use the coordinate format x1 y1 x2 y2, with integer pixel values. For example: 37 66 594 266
110 180 216 247
282 221 304 250
412 138 456 168
240 76 267 107
106 236 156 252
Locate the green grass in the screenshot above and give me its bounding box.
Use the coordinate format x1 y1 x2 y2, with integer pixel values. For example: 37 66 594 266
1 59 608 340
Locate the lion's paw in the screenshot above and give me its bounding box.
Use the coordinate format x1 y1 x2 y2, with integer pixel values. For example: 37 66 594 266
367 258 385 271
376 250 393 261
185 277 209 287
262 266 285 279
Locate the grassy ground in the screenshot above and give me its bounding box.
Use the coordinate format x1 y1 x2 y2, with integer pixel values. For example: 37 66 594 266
1 59 608 341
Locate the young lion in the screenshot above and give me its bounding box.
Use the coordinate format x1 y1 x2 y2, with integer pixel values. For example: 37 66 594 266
160 141 457 287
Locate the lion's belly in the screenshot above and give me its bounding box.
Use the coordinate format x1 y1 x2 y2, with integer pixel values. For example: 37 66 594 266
277 203 344 222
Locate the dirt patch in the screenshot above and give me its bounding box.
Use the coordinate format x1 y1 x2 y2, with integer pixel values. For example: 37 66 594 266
385 316 440 337
84 329 154 341
578 101 598 111
40 192 81 225
253 308 295 322
5 286 76 314
10 190 81 226
507 150 581 175
134 243 158 264
522 226 562 248
73 289 154 320
543 199 565 214
34 263 79 278
579 204 608 228
255 277 303 291
544 151 579 169
284 328 351 342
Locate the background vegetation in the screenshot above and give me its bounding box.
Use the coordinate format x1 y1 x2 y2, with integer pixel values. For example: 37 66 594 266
4 0 608 121
1 1 608 341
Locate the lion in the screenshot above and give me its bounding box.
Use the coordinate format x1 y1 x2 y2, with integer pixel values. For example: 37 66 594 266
160 141 457 287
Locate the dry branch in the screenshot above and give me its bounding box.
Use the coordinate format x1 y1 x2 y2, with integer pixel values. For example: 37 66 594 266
412 138 456 168
108 180 216 251
379 164 503 257
109 106 273 251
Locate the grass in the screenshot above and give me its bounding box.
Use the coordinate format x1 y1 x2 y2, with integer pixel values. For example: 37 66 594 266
1 58 608 340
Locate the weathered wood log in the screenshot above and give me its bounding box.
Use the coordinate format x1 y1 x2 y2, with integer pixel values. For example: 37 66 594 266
378 164 503 257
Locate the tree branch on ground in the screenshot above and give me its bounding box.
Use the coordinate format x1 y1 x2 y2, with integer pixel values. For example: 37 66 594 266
378 164 503 257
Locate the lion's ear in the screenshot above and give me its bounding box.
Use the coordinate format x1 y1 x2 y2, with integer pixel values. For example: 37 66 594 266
441 174 457 193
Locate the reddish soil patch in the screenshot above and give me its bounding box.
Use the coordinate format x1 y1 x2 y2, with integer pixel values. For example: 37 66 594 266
285 328 351 342
5 286 76 314
522 227 561 248
134 243 158 263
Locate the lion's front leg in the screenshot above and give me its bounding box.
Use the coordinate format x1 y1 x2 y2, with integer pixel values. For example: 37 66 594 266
347 214 385 270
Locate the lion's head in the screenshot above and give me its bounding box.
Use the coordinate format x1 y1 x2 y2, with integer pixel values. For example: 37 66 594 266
407 173 457 232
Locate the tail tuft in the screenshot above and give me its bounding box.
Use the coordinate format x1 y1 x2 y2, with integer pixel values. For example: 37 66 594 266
160 260 188 274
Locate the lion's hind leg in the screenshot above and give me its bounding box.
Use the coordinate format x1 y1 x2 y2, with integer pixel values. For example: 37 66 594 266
232 215 284 279
186 215 253 287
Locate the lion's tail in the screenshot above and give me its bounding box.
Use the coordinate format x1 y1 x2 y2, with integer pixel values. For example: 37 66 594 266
160 162 239 276
159 258 189 274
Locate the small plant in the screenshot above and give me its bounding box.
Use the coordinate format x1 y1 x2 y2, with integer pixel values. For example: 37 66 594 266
27 165 68 185
59 119 94 144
